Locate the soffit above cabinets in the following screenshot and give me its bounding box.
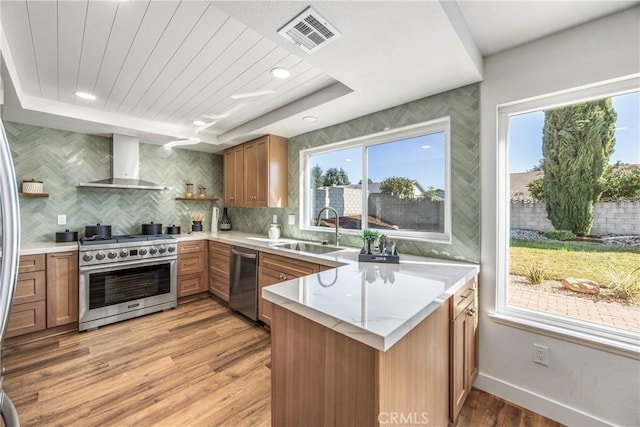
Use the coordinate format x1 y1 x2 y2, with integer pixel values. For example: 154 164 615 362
1 1 636 153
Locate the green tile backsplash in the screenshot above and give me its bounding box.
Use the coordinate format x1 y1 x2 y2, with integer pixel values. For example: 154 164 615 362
6 122 223 243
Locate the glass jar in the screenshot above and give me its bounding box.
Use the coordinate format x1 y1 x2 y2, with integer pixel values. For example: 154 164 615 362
185 182 194 198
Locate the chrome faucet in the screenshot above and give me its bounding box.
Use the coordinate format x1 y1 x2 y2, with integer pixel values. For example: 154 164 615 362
316 206 340 247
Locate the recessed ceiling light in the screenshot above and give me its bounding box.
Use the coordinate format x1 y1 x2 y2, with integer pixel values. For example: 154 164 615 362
345 158 352 162
270 67 290 79
421 145 431 149
193 120 206 126
230 90 275 100
74 91 97 100
302 116 318 123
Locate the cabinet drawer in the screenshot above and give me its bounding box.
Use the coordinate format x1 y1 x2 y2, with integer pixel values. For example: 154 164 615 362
19 254 46 273
452 277 477 319
209 269 230 302
178 272 205 297
6 300 46 338
209 254 230 273
178 240 206 254
178 253 205 275
209 240 232 254
14 271 46 304
259 252 319 278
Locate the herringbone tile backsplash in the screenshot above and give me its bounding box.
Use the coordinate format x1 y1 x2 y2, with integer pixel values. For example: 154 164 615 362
6 122 223 243
225 83 481 263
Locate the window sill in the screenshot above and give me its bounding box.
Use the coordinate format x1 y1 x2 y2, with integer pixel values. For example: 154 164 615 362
489 312 640 360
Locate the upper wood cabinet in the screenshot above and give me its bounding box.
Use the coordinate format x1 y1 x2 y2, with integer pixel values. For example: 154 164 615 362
224 134 288 208
224 145 244 206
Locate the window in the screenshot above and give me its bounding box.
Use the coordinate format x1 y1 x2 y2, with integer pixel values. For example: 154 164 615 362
300 118 451 242
496 77 640 352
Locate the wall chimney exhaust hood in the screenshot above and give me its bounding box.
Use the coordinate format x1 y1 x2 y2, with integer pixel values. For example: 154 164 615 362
78 134 166 190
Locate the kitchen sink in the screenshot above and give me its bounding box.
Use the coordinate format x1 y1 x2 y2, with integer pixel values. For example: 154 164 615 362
274 242 343 255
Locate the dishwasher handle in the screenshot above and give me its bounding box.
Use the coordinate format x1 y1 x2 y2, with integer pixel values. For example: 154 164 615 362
231 248 257 259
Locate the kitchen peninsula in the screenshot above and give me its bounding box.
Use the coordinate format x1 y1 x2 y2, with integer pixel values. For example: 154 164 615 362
261 250 478 427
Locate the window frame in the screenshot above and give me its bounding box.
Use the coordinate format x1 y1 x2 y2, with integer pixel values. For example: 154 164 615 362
299 117 452 243
494 76 640 354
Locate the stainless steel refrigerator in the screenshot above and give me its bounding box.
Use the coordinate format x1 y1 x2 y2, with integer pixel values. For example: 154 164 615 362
0 119 21 426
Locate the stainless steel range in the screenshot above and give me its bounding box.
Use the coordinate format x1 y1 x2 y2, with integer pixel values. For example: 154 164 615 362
78 235 177 331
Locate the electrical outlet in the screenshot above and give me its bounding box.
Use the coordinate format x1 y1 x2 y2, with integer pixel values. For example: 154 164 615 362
57 215 67 226
288 214 296 225
533 344 549 366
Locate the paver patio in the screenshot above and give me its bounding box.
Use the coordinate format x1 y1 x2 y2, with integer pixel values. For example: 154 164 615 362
509 285 640 333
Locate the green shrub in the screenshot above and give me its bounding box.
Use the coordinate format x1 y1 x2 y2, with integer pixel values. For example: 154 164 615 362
544 230 576 241
525 266 545 285
606 265 640 303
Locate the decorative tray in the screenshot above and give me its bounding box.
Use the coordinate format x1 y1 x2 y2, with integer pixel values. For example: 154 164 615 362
358 249 400 264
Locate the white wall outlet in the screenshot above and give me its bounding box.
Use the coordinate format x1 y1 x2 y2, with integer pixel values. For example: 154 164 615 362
288 214 296 225
57 214 67 226
533 343 549 366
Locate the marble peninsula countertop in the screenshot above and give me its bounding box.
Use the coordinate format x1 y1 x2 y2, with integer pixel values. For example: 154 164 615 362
12 231 478 351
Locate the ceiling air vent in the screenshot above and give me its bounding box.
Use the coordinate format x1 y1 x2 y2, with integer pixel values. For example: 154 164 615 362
278 6 342 54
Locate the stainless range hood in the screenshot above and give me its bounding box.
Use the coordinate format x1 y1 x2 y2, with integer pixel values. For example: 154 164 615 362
78 134 166 190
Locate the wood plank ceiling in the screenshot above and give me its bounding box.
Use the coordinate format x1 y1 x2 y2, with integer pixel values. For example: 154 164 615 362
1 0 334 139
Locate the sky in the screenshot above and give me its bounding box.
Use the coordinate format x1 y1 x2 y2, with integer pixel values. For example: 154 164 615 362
309 132 446 189
509 91 640 173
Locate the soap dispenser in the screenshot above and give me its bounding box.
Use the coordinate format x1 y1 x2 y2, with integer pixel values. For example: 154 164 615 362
268 215 281 240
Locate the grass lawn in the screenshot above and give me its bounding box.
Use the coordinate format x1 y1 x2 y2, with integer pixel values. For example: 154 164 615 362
510 239 640 285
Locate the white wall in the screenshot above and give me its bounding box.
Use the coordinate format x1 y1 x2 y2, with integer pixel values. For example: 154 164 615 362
479 7 640 426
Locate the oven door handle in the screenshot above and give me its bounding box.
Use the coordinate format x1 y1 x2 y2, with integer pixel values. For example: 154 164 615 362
79 257 176 273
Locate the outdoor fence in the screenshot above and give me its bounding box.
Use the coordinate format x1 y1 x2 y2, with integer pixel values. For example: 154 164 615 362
510 201 640 235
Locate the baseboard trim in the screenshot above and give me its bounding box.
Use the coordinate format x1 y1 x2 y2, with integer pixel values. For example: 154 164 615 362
474 373 612 427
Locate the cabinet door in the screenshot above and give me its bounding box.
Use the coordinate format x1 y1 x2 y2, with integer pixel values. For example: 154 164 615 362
243 140 258 206
46 251 79 327
450 296 477 424
224 146 244 206
258 266 283 326
6 300 46 338
254 137 269 207
466 297 479 388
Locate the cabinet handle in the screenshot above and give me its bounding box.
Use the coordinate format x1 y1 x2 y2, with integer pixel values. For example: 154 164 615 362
466 308 476 316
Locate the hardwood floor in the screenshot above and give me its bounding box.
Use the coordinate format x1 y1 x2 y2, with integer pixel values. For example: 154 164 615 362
3 296 563 427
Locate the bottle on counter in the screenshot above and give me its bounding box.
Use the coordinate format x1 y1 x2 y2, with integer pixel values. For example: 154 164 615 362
220 207 232 231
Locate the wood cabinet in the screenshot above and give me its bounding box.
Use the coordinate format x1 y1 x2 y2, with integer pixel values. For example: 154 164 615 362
224 134 288 208
208 241 231 302
224 145 244 206
177 241 208 297
46 251 79 328
6 255 47 338
258 252 327 326
450 277 479 424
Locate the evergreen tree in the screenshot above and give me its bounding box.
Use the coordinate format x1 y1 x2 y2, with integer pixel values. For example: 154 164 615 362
542 98 616 235
322 168 350 186
311 165 324 188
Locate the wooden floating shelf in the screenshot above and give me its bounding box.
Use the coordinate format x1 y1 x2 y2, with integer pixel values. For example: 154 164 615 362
19 193 49 198
175 197 219 202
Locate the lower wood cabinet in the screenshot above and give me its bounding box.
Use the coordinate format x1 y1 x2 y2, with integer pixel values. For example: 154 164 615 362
6 254 47 337
8 252 79 337
258 252 332 326
208 241 231 302
450 277 479 424
46 251 79 327
177 241 208 297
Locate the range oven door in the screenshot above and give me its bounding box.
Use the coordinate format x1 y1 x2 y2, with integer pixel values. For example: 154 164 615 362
79 257 177 331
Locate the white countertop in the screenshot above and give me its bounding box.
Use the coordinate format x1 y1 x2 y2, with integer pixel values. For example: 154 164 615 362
15 231 478 351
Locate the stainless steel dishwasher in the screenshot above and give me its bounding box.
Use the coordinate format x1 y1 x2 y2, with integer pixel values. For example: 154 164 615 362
229 246 259 321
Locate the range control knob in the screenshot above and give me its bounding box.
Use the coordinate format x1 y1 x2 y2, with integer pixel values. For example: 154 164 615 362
107 251 117 259
167 246 176 253
120 250 128 258
149 248 158 255
159 247 167 254
82 254 93 262
95 252 105 260
139 248 148 256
